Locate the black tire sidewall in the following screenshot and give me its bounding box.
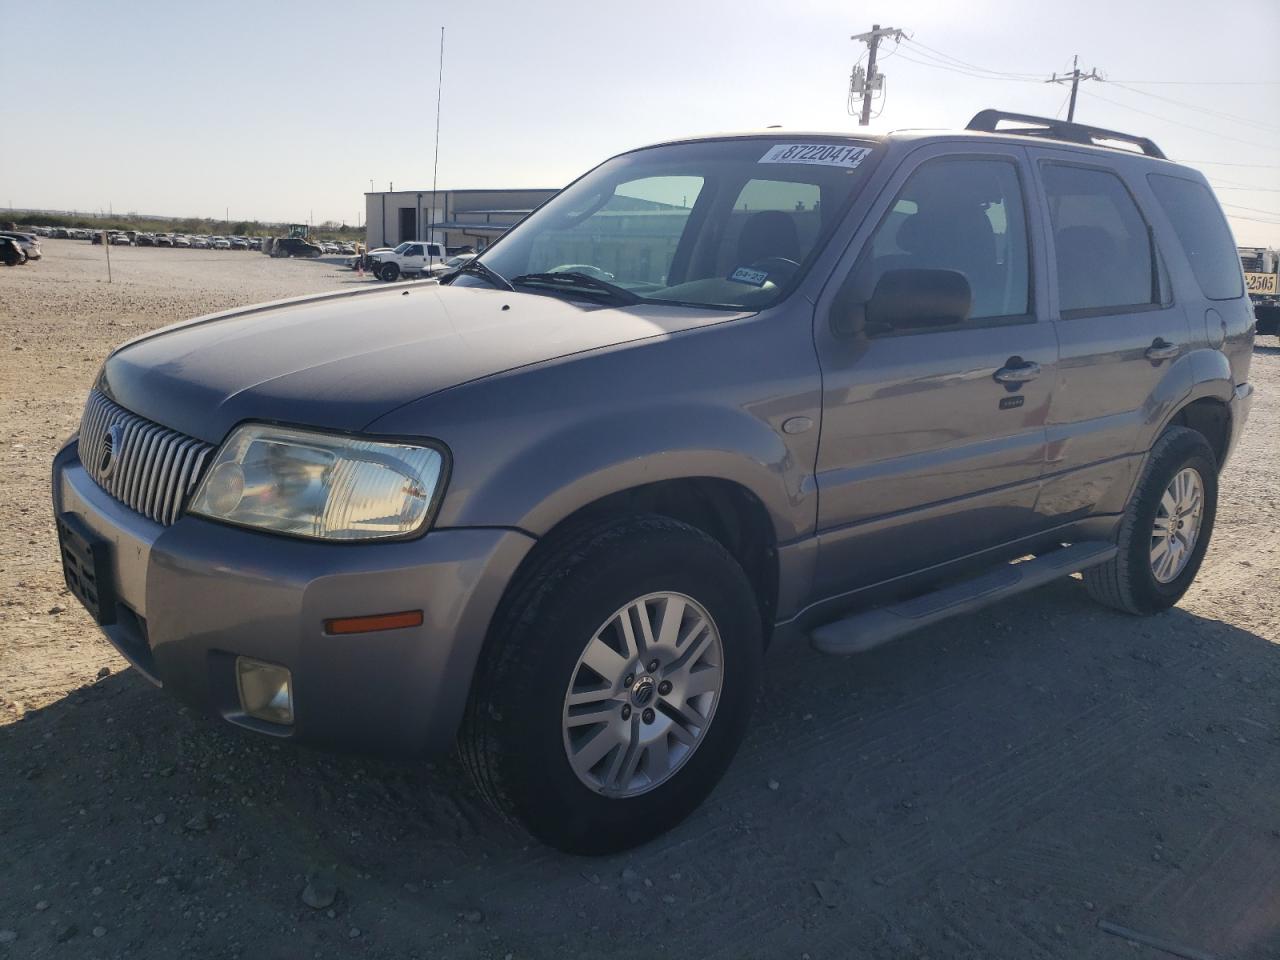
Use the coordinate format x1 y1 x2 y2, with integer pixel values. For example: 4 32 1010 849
1123 432 1218 611
488 520 762 854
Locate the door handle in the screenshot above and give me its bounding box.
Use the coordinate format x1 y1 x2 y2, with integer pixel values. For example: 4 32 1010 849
993 359 1041 384
1145 338 1179 362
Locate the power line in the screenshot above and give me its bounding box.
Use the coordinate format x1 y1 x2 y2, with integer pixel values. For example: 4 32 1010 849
1180 159 1280 169
1209 174 1280 190
900 37 1044 80
890 50 1042 83
1221 201 1280 217
1054 88 1072 120
1101 79 1280 86
1213 184 1280 193
1078 87 1280 152
1227 214 1280 224
1103 80 1280 135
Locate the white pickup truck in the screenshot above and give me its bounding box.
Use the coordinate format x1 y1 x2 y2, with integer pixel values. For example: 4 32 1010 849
368 241 447 281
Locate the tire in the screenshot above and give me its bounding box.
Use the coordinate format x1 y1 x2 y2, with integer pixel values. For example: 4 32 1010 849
1084 426 1218 615
460 515 763 855
379 263 399 282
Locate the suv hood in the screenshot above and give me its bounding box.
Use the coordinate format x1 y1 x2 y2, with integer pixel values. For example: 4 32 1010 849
100 283 746 443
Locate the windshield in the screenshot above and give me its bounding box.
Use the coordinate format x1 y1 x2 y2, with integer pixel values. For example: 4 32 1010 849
451 137 881 309
392 242 413 254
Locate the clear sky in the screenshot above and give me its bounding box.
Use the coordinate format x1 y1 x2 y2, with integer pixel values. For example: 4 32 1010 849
3 0 1278 244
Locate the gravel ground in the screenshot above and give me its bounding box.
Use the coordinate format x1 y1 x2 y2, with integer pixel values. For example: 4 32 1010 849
2 240 1279 959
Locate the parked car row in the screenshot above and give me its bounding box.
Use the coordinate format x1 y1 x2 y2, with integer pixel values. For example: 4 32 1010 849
20 226 359 253
118 233 263 250
0 230 42 264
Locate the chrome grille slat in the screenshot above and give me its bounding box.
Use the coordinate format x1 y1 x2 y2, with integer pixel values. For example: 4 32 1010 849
149 440 181 521
76 390 216 526
133 425 164 515
122 419 152 505
163 440 199 524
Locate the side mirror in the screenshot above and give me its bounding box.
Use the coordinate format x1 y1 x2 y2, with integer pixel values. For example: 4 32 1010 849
865 268 972 333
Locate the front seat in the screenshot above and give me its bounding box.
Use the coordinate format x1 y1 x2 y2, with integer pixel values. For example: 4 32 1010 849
736 210 802 267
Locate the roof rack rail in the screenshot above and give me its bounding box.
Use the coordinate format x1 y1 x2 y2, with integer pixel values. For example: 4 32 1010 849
966 109 1166 159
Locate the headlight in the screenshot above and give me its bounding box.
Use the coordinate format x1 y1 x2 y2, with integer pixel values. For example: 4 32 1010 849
189 424 445 541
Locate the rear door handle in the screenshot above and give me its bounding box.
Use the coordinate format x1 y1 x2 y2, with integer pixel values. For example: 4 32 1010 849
993 359 1041 384
1145 338 1179 362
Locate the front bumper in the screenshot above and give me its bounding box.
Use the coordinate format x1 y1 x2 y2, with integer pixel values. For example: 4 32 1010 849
52 439 534 757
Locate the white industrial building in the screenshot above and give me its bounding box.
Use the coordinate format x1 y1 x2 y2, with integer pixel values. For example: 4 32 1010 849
364 187 559 253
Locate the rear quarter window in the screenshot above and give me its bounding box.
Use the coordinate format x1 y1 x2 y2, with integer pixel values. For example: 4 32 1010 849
1147 174 1243 301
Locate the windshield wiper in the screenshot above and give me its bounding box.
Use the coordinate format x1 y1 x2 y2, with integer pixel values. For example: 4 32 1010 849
511 272 642 306
452 258 514 291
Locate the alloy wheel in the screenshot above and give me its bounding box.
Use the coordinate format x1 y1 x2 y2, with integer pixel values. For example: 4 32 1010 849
1150 466 1204 583
561 592 724 798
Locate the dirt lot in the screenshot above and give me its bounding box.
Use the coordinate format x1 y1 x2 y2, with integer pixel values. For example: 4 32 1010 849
2 240 1279 959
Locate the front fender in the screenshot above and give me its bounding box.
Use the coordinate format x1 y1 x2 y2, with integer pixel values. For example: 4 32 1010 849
464 401 802 540
365 311 823 545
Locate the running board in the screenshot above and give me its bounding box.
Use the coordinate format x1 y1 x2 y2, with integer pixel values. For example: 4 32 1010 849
810 541 1117 655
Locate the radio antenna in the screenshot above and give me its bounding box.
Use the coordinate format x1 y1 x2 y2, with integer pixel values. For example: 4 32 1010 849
430 26 444 245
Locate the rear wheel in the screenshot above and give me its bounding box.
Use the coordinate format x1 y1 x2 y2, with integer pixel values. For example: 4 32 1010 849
460 515 762 854
1084 426 1218 614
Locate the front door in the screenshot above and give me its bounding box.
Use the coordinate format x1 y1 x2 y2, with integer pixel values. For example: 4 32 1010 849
812 145 1057 598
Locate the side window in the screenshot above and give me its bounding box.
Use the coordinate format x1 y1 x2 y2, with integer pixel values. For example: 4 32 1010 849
853 156 1030 325
1147 174 1242 301
1041 164 1158 315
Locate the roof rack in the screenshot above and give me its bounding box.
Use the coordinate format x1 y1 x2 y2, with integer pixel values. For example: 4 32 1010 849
966 109 1166 159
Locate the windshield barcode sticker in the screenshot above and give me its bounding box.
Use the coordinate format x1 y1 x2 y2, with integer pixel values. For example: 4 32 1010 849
759 144 871 168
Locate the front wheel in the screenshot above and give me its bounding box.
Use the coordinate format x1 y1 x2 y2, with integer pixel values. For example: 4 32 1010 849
379 263 399 282
460 515 762 854
1084 426 1218 614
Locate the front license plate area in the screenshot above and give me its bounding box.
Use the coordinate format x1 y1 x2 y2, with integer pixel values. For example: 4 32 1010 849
57 513 117 626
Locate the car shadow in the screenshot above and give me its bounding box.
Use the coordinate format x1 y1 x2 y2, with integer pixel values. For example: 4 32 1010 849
3 578 1278 959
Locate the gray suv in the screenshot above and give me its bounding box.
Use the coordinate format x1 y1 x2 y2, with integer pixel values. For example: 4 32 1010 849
52 111 1254 854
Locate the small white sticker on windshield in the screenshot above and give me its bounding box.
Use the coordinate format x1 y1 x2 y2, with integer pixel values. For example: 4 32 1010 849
759 143 871 168
728 267 770 286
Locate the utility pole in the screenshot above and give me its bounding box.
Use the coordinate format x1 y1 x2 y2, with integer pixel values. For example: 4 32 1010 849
1047 55 1101 122
850 24 905 126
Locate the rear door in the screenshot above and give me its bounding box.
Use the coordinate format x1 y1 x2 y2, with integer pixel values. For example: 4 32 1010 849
812 143 1057 596
1029 154 1193 522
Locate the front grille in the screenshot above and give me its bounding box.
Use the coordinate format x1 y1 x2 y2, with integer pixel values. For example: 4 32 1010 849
77 390 216 525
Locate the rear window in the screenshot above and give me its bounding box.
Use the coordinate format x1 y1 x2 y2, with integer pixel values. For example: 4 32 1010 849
1147 174 1242 301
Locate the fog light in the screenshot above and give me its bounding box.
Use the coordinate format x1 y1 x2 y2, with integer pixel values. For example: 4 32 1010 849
236 657 294 725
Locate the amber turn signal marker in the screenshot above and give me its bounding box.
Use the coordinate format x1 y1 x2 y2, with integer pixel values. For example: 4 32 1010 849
324 610 424 635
